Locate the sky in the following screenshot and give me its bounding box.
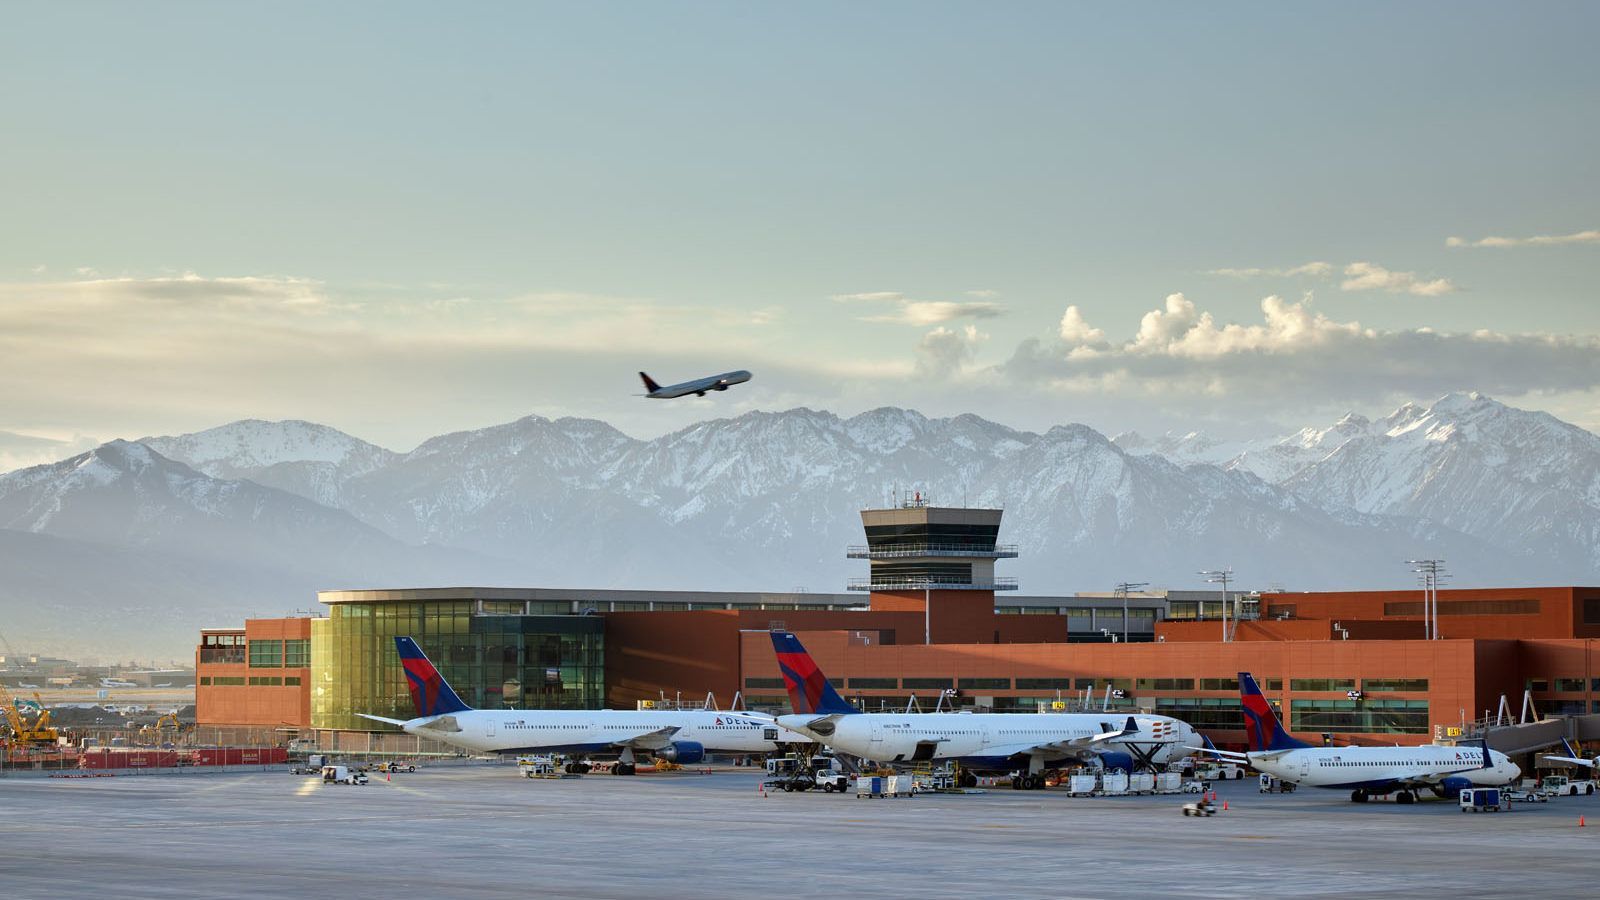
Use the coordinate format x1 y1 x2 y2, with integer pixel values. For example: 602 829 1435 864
2 1 1598 467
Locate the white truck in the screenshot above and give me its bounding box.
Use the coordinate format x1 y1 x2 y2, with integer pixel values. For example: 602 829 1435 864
320 765 368 785
1196 762 1246 781
1540 775 1597 796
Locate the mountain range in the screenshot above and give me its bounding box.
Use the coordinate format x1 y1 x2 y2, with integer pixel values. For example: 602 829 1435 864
2 392 1595 658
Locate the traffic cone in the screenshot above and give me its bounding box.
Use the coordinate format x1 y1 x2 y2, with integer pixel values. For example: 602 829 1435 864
1580 815 1585 827
386 772 390 782
1222 800 1228 811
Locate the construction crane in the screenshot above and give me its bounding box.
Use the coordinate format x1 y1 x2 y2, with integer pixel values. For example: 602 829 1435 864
0 683 60 747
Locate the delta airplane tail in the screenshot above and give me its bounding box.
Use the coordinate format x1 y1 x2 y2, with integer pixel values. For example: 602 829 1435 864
396 637 473 717
769 631 859 716
1239 671 1311 752
638 372 662 393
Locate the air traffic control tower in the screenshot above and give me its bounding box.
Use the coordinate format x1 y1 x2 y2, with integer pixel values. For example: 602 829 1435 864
847 496 1017 643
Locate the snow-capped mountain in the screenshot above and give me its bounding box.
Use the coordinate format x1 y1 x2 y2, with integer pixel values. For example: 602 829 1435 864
143 419 398 508
4 392 1596 657
1283 393 1600 569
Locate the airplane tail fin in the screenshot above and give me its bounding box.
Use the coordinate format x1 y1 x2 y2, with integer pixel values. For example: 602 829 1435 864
1239 671 1310 752
395 637 472 717
769 631 859 716
639 372 661 393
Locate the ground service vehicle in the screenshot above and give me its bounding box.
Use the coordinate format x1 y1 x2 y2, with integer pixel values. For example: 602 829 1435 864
1540 775 1596 796
1181 798 1217 817
1460 788 1506 812
1259 774 1296 793
321 765 368 785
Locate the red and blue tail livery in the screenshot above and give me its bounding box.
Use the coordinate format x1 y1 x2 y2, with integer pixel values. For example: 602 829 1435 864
396 637 472 717
1239 671 1309 752
769 631 859 716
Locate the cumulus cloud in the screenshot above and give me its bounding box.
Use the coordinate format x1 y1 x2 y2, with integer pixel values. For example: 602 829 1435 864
1003 293 1600 412
915 325 988 379
1058 305 1105 345
834 290 1006 325
1447 229 1600 248
1206 261 1333 278
1340 262 1456 296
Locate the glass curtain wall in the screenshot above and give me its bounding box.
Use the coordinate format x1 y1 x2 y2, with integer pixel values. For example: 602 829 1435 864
311 602 604 731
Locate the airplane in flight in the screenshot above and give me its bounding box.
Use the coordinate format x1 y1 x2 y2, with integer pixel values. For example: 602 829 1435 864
1192 672 1519 803
359 637 811 774
768 631 1198 788
638 369 752 399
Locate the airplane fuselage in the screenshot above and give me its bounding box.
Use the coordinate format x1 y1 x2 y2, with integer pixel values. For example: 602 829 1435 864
1249 745 1519 792
778 711 1197 772
645 370 752 399
401 708 809 757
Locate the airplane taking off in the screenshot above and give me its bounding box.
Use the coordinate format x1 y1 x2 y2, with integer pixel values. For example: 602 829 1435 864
359 637 810 773
768 631 1197 788
639 370 752 399
1192 672 1519 803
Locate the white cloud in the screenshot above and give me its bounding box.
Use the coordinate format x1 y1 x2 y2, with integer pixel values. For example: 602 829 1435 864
915 325 988 379
1058 305 1105 345
1340 262 1456 296
834 290 1006 325
1004 293 1600 413
1447 229 1600 248
1206 261 1333 278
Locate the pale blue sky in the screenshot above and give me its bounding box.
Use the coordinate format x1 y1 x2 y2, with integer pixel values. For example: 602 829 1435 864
2 2 1597 458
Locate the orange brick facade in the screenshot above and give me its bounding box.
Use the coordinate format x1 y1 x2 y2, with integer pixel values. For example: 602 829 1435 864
196 618 311 728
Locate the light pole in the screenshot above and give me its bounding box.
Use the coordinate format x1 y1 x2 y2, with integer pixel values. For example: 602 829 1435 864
1406 560 1448 639
1199 569 1233 642
923 580 931 645
1114 581 1149 644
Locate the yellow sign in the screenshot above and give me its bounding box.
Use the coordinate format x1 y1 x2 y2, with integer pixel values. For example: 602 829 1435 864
1446 726 1462 737
639 700 656 709
1050 701 1066 710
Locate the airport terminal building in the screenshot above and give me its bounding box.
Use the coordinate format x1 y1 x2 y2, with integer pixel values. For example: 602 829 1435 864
196 503 1600 753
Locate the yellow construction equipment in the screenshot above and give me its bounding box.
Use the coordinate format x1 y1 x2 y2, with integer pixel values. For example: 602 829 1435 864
1 683 60 746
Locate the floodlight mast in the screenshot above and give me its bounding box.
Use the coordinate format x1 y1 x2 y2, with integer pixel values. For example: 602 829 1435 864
1405 559 1449 640
1199 569 1234 642
1114 581 1149 643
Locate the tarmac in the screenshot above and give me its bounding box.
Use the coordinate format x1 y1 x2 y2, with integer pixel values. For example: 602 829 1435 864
1 764 1595 899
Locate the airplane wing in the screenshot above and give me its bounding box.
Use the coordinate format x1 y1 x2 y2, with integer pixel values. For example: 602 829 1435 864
985 717 1147 760
612 725 680 751
1186 745 1252 762
1541 756 1596 768
357 713 410 727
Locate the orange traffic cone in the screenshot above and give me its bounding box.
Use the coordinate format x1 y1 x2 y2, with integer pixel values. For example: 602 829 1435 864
1222 800 1228 811
1580 815 1586 827
386 772 391 782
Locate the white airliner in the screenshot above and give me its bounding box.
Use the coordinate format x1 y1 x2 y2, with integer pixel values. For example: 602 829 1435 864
1194 672 1520 803
1543 739 1600 771
100 677 138 688
769 631 1198 788
639 370 752 399
360 638 811 774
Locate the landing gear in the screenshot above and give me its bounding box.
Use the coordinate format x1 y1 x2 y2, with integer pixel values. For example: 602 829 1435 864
1351 789 1368 803
960 771 978 789
1396 790 1415 805
612 763 636 776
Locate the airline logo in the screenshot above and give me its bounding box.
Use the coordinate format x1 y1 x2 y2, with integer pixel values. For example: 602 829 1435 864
774 646 829 714
394 637 470 717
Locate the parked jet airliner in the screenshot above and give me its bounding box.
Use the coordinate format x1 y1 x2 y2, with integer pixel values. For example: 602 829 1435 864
1543 739 1600 771
768 631 1198 788
638 370 751 399
359 638 810 774
1193 672 1519 803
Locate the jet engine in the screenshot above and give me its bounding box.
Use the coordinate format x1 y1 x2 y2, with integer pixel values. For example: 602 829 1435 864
655 741 706 765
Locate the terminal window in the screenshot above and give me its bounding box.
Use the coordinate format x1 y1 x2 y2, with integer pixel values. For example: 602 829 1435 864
1290 698 1428 734
744 677 785 689
1015 678 1073 690
283 639 310 668
1586 598 1600 624
901 678 952 690
1554 678 1586 692
1136 678 1194 691
1199 678 1238 691
248 640 284 668
1290 678 1356 693
959 678 1011 690
848 677 898 689
1361 678 1428 693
